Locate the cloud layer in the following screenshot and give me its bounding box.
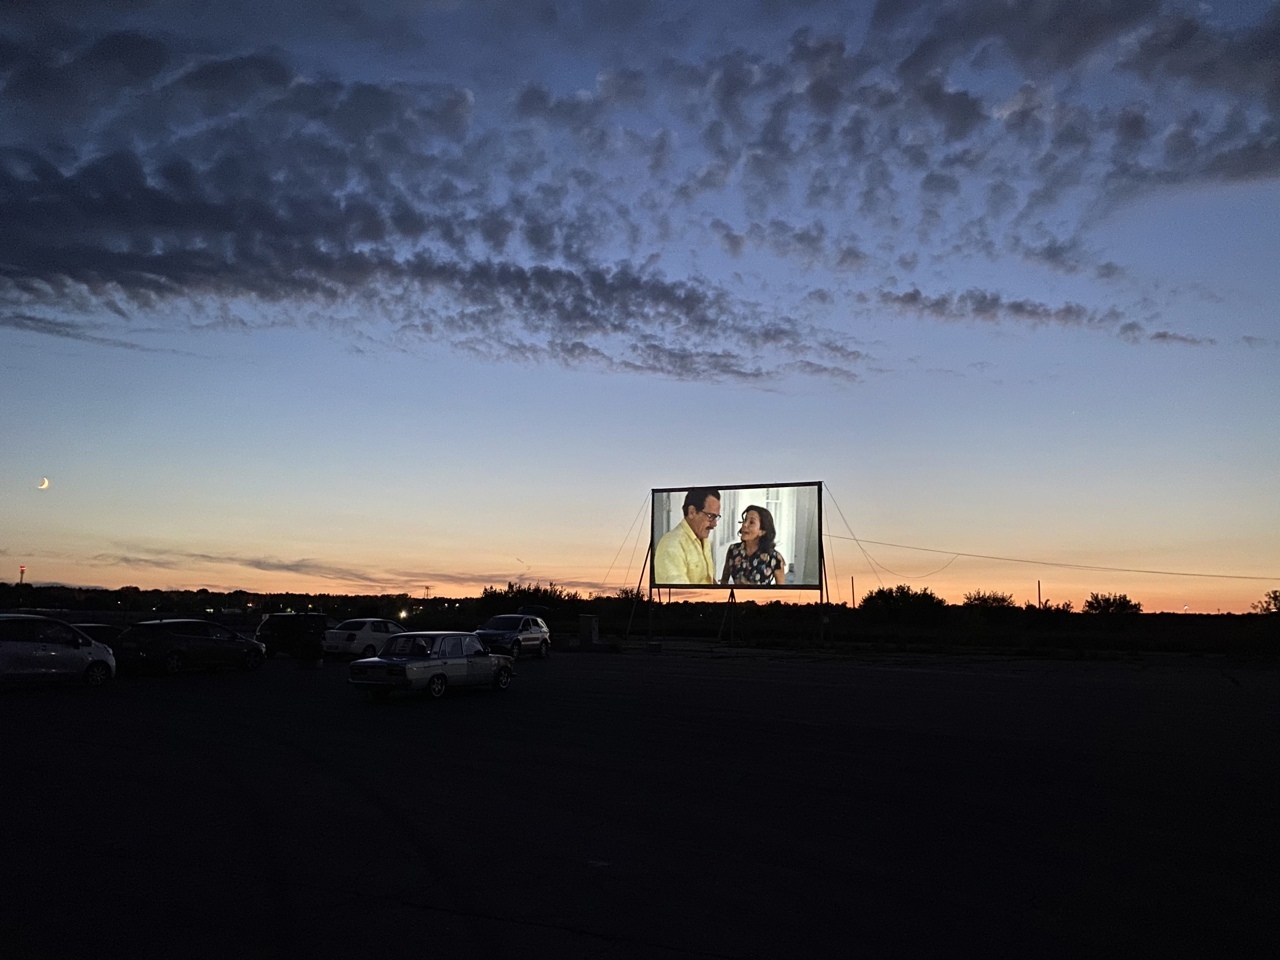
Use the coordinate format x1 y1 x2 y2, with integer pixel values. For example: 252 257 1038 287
3 0 1276 378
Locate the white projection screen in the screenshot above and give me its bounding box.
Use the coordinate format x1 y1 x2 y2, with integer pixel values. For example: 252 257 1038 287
650 482 822 590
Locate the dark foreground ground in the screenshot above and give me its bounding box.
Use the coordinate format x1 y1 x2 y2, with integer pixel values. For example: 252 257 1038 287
3 647 1277 959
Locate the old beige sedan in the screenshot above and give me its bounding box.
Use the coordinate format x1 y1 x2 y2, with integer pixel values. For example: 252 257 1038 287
348 631 513 701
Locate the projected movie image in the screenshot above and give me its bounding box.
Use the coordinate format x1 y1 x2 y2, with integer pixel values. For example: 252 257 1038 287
651 483 822 589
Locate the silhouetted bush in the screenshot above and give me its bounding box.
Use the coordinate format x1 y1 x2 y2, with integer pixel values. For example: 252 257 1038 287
1083 592 1143 614
858 584 948 624
963 590 1016 608
1251 590 1280 614
476 581 583 619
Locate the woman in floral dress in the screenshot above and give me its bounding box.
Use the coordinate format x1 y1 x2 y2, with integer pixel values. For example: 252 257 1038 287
720 505 787 586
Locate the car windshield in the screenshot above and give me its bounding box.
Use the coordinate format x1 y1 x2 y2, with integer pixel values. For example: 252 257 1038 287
482 616 523 630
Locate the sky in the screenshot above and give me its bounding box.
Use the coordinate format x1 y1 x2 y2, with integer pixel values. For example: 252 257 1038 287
2 0 1278 612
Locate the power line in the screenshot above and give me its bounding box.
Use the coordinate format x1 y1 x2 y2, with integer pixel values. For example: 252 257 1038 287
823 486 884 589
600 492 651 591
821 483 1277 583
825 534 1279 582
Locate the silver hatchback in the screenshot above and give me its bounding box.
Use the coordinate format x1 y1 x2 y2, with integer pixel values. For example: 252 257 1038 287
0 614 117 688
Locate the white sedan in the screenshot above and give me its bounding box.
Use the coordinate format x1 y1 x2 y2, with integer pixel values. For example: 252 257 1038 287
323 618 407 658
349 632 514 701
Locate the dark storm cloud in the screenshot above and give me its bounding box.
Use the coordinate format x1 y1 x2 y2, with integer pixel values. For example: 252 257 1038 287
75 30 168 84
2 65 795 375
92 546 393 587
920 170 959 195
2 0 1260 373
1118 321 1145 343
1205 138 1280 182
87 537 566 590
624 340 768 382
781 358 858 381
747 218 826 260
889 0 1163 81
515 83 605 130
327 0 430 53
0 312 161 351
878 287 1123 332
177 53 292 96
1119 8 1280 107
1149 331 1216 346
1 29 168 116
710 218 746 256
913 74 984 141
1110 103 1151 162
835 242 869 270
1000 83 1047 142
1016 235 1087 273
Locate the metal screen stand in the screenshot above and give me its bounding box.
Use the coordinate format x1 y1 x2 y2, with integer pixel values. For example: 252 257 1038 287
717 587 739 645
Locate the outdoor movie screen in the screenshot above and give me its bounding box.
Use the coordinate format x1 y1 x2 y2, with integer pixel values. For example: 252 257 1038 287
650 482 822 590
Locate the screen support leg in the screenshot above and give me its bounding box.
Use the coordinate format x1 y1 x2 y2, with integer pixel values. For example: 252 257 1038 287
717 587 738 645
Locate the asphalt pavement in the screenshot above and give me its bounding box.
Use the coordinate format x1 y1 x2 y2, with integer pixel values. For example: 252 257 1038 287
3 648 1277 959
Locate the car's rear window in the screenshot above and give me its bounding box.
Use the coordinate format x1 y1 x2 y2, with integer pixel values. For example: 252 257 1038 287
335 620 367 631
482 616 523 630
384 635 436 657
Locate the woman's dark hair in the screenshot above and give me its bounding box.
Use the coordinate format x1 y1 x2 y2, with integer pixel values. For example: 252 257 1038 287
741 504 777 554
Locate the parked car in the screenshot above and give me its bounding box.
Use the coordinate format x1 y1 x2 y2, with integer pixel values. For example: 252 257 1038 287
72 623 125 647
254 612 338 658
115 619 266 674
324 618 407 658
474 614 551 660
349 631 513 700
0 614 116 688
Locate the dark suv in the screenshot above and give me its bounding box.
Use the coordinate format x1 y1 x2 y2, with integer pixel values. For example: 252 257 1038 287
114 619 265 674
254 612 338 659
475 614 551 660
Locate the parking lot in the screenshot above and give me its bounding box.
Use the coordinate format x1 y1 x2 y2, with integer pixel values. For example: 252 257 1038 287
4 648 1277 958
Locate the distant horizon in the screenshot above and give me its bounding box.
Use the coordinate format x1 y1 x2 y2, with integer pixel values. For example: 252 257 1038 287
5 573 1276 615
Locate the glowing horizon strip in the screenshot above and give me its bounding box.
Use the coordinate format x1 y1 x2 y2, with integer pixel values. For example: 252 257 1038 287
823 534 1279 582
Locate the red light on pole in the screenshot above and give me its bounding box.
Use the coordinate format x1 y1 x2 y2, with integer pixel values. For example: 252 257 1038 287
19 565 25 585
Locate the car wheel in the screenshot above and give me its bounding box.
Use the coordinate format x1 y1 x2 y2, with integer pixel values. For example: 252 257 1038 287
492 666 512 691
164 651 183 675
83 661 111 688
510 640 522 660
242 649 265 671
362 644 377 658
538 640 549 659
426 674 447 699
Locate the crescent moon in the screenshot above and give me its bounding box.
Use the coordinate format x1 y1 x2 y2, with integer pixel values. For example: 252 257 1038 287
38 477 49 489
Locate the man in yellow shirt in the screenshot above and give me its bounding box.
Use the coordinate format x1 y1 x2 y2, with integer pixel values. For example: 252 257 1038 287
654 487 721 584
